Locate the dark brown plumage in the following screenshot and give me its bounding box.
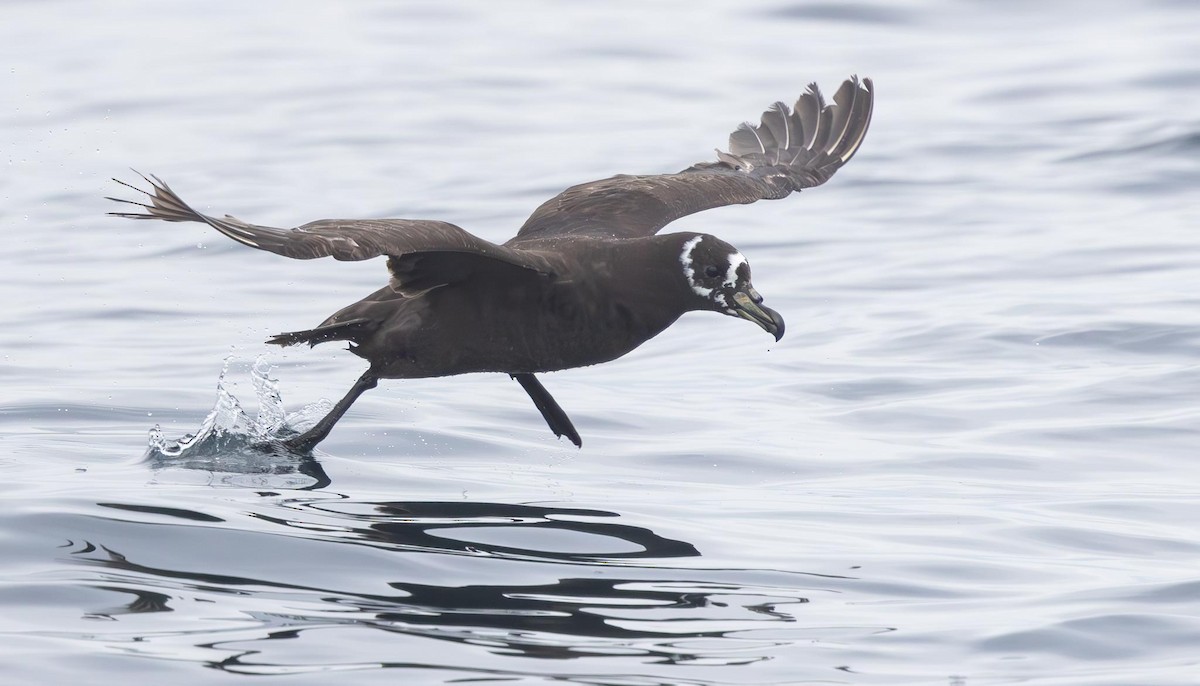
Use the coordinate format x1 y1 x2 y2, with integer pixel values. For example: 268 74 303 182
109 76 874 451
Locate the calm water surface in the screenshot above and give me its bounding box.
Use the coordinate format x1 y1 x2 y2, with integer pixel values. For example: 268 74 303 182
3 1 1199 684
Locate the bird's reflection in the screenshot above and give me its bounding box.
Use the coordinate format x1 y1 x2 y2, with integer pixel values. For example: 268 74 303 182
262 499 701 562
67 493 834 677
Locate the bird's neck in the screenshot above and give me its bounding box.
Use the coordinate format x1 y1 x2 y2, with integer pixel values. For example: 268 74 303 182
599 234 703 325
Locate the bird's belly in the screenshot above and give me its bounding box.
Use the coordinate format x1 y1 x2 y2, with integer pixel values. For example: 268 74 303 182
427 317 649 375
368 291 671 378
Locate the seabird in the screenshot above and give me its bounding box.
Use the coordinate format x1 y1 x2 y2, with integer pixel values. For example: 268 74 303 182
110 76 874 451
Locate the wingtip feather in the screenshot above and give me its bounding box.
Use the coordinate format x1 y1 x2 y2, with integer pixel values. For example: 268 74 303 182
720 75 874 187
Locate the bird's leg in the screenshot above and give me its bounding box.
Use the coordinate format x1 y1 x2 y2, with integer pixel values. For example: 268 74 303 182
282 371 378 453
510 373 582 448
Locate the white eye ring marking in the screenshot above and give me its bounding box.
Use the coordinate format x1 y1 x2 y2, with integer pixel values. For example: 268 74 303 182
723 252 747 290
679 236 710 297
680 236 747 300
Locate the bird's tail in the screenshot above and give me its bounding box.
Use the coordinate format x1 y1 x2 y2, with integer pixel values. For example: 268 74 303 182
266 318 377 348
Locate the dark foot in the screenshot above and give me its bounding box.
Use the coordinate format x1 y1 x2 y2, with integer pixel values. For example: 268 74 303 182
282 372 379 453
511 373 582 447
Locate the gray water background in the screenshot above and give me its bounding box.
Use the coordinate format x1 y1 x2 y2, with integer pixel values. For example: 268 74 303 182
2 1 1199 683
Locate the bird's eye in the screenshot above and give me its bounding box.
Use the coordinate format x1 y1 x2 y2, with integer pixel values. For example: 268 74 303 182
704 265 721 278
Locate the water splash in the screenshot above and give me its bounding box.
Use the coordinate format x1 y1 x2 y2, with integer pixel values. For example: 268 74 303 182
145 356 329 460
250 356 285 436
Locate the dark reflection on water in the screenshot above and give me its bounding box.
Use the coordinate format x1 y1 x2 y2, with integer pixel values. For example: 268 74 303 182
55 452 837 677
98 502 226 523
276 500 702 562
86 587 174 618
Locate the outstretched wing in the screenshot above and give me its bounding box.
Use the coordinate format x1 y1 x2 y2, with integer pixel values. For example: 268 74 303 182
109 174 552 291
510 76 873 243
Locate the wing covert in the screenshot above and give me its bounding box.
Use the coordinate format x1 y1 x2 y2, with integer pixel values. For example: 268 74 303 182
109 173 551 290
510 76 873 243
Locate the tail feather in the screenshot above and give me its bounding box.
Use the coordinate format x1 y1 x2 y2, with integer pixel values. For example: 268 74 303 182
267 318 377 348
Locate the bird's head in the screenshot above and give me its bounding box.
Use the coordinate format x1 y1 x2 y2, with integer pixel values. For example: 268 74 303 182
678 234 785 341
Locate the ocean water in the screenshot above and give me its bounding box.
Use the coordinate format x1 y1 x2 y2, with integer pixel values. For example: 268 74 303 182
3 1 1199 683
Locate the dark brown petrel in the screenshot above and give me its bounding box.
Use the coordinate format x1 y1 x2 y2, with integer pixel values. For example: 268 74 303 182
110 76 873 451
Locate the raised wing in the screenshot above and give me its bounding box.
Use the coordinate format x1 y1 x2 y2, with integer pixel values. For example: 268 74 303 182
510 76 873 243
109 173 551 290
